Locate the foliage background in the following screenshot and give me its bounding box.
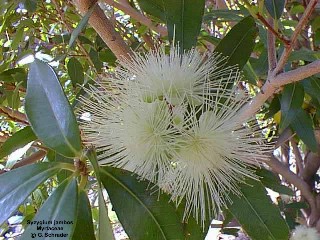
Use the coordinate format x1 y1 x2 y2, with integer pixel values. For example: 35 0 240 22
0 0 320 239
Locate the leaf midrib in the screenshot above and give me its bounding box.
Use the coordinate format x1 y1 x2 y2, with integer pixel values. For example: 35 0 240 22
34 64 79 155
100 168 168 240
240 191 277 240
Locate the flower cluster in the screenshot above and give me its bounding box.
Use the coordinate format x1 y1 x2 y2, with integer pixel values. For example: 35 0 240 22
80 47 270 225
290 225 320 240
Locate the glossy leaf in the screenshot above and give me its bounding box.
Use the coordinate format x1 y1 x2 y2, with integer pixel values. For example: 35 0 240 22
256 168 294 196
25 59 82 157
280 83 304 131
89 48 103 71
98 189 115 240
86 148 101 181
69 4 96 48
0 126 37 159
136 0 166 22
67 57 84 87
21 178 78 240
243 62 258 85
302 77 320 104
163 0 205 50
291 109 318 152
265 0 285 19
72 190 96 240
47 150 73 183
214 16 257 69
100 167 205 240
86 149 115 240
0 163 60 225
228 178 290 240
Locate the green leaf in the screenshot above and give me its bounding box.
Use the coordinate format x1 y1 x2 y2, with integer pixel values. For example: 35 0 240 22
288 48 320 62
214 16 257 69
21 178 78 240
228 178 290 240
291 109 318 152
100 167 205 240
47 150 73 183
136 0 166 22
256 168 294 196
11 27 24 50
280 83 304 131
98 189 115 240
25 59 82 157
86 148 101 181
72 190 96 240
302 77 320 104
203 10 248 22
86 149 115 240
265 0 285 19
67 57 84 87
89 48 103 71
242 62 258 85
0 163 60 225
23 0 37 13
0 126 37 159
0 68 27 83
163 0 205 50
69 4 96 48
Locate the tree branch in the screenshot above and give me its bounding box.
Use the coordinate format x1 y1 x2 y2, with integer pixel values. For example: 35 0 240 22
0 150 47 175
0 106 28 125
274 0 318 74
267 16 277 72
291 139 304 175
266 155 316 212
237 60 320 122
73 0 133 60
257 13 290 46
103 0 167 36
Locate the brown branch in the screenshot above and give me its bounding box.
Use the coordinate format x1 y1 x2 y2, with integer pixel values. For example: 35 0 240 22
237 59 320 122
52 0 97 70
0 150 47 175
291 139 304 175
0 106 28 125
266 155 316 212
73 0 133 60
257 13 290 46
136 22 156 50
267 16 277 72
274 0 318 74
103 0 167 36
238 0 319 122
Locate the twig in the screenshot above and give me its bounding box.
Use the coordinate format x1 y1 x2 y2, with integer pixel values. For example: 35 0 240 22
136 22 156 50
256 13 290 46
274 0 318 74
52 0 97 70
266 155 316 212
266 16 277 72
73 0 133 60
237 0 319 122
103 0 167 36
302 152 320 185
0 106 28 125
0 150 47 175
237 59 320 122
291 139 304 175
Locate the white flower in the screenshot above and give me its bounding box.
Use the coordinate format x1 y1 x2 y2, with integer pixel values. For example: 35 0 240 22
290 225 320 240
80 46 271 225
